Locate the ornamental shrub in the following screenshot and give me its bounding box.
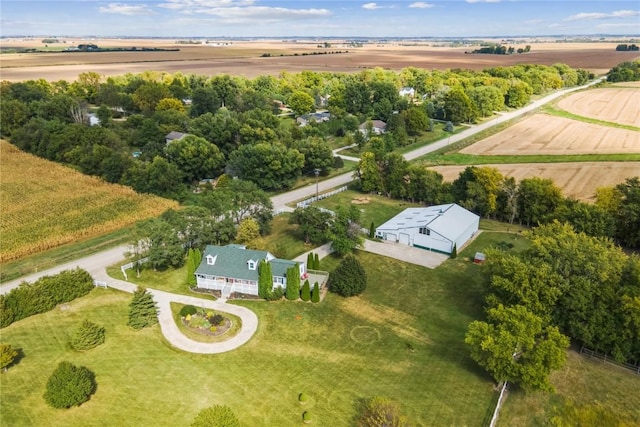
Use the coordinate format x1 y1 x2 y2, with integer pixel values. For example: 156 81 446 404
329 255 367 297
299 392 309 403
0 343 18 371
70 320 105 351
314 253 320 270
43 361 96 409
303 411 313 423
180 305 197 317
191 405 240 427
356 396 410 427
311 282 320 303
209 314 224 326
451 243 457 259
301 280 311 302
268 287 284 301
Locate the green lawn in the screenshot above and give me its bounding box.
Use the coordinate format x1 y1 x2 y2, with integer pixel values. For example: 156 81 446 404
1 232 518 427
312 189 422 229
262 214 313 260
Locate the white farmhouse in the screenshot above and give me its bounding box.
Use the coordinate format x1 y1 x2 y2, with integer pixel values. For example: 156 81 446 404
375 204 479 254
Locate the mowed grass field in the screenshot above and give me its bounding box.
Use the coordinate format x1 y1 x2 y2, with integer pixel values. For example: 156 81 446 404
1 233 521 426
0 141 178 263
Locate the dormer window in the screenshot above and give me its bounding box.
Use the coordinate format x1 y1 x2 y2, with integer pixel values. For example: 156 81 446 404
248 260 257 270
206 254 216 265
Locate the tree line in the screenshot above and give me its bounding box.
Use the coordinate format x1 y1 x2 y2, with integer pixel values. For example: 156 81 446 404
466 222 640 391
606 60 640 82
0 63 593 200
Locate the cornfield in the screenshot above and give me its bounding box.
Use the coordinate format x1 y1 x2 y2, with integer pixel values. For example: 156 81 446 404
0 141 178 263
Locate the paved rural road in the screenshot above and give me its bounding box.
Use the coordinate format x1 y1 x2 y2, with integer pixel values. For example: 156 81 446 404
0 77 604 352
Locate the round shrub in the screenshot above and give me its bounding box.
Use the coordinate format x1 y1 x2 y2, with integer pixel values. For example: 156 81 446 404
43 361 96 409
191 405 240 427
299 392 309 403
180 305 197 317
329 255 367 297
303 410 313 423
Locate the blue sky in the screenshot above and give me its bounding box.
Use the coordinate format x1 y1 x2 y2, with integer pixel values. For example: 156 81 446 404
1 1 639 38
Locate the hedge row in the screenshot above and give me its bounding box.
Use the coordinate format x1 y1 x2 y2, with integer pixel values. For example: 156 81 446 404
0 268 93 328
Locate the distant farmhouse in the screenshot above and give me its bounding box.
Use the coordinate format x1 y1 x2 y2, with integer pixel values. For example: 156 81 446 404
375 204 479 254
165 131 188 145
194 244 306 298
297 112 331 127
359 120 387 136
399 87 415 98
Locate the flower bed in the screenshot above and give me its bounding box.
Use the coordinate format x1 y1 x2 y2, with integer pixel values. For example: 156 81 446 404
181 308 231 337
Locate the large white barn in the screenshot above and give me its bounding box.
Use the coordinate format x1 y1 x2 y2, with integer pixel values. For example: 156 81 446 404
375 204 479 254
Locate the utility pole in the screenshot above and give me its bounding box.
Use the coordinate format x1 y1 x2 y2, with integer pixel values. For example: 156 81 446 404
314 168 321 202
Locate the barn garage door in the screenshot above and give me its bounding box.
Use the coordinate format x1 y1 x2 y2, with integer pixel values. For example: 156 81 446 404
385 233 397 242
399 233 410 245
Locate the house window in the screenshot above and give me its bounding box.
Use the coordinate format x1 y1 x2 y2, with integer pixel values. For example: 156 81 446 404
248 260 256 270
206 254 216 265
419 227 430 236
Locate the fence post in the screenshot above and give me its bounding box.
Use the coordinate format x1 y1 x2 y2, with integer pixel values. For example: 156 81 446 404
489 381 508 427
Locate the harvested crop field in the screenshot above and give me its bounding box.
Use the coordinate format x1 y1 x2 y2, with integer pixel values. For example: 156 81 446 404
431 162 640 201
1 39 638 82
557 87 640 127
0 141 178 262
460 114 640 155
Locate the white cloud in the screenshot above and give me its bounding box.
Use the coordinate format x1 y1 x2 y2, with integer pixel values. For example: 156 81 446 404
158 0 255 10
178 6 331 23
362 3 382 10
466 0 501 3
596 22 640 30
98 3 155 15
565 9 640 21
409 2 434 8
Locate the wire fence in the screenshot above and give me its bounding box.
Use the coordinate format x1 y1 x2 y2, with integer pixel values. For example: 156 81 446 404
579 345 640 375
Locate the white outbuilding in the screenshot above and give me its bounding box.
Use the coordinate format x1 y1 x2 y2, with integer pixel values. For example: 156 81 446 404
375 204 479 254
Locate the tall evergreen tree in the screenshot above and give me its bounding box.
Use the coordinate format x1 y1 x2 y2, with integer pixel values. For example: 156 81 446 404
186 248 196 286
369 221 376 238
451 243 457 259
127 286 158 330
314 253 320 270
301 280 311 302
258 260 272 299
311 282 320 303
306 252 314 270
285 265 301 300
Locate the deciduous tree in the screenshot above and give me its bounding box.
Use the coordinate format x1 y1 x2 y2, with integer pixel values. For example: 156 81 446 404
465 304 569 392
